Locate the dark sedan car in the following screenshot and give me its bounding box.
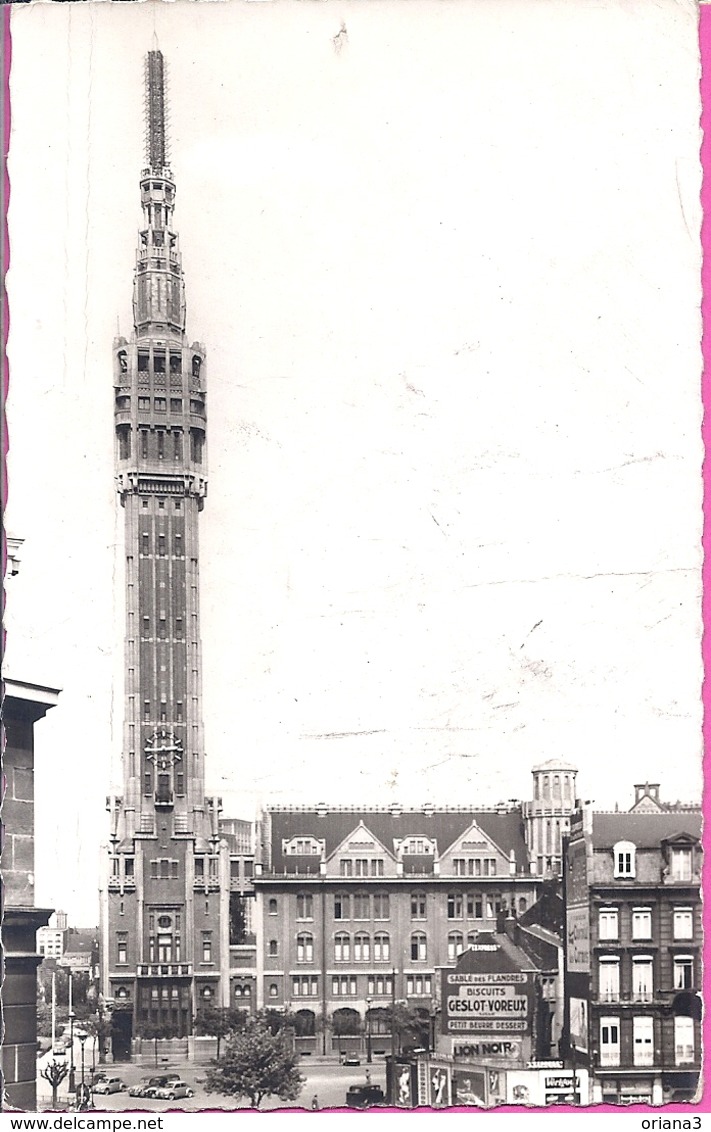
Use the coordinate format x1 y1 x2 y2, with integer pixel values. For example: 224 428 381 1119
346 1084 386 1109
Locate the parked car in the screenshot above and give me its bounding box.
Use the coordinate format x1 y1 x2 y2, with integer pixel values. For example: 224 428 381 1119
153 1082 194 1100
346 1084 386 1109
128 1078 155 1098
342 1055 361 1067
93 1077 127 1095
142 1075 182 1098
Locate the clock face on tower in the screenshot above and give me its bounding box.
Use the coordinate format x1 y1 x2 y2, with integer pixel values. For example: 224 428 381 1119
144 727 183 769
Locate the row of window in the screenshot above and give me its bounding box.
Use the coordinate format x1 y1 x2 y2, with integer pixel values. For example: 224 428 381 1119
287 853 503 878
283 974 433 999
139 499 183 511
597 954 695 1002
131 349 200 377
140 527 184 554
599 1016 695 1068
117 932 215 965
270 932 393 963
598 906 694 942
270 929 490 964
453 858 499 877
533 772 575 801
119 427 204 464
129 396 204 415
340 859 385 877
280 891 514 922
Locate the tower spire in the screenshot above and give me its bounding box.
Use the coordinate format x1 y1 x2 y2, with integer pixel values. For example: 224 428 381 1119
133 51 183 337
145 49 168 171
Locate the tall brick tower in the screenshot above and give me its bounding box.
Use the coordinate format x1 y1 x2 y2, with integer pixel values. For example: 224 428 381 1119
100 50 233 1060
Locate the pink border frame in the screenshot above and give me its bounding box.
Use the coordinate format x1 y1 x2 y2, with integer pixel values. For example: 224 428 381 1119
1 1 707 1116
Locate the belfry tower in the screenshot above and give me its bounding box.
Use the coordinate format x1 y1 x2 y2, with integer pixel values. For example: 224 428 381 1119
100 51 234 1059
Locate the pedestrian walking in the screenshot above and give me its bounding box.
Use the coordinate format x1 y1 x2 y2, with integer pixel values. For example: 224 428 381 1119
311 1094 320 1111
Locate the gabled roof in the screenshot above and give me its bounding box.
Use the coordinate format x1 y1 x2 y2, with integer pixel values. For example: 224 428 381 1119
440 818 513 861
592 811 702 850
264 807 529 873
328 820 394 863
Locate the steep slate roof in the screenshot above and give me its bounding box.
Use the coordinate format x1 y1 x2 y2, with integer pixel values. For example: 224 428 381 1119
452 932 539 974
518 888 564 935
592 811 702 849
265 808 529 873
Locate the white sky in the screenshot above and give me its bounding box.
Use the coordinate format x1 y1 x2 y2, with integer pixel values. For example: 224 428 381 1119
5 0 704 925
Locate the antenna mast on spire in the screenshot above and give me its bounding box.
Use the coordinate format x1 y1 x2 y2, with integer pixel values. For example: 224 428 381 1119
145 49 168 170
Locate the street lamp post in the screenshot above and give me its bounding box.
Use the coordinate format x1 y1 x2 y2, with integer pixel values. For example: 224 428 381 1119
76 1030 89 1111
365 997 372 1064
68 970 76 1093
68 1011 76 1093
390 969 398 1058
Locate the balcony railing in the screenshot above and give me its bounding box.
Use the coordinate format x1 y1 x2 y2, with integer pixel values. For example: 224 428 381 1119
137 963 192 978
631 991 653 1004
598 991 620 1004
108 877 136 891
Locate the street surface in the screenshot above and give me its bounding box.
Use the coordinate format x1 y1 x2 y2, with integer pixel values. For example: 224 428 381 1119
37 1043 387 1112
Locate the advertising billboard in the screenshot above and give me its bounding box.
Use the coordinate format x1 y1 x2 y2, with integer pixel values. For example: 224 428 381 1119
393 1062 415 1107
442 971 531 1035
566 906 590 974
565 834 590 975
429 1065 451 1107
451 1068 487 1107
569 996 589 1053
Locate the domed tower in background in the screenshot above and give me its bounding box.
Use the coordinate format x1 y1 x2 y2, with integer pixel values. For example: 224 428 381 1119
522 760 578 877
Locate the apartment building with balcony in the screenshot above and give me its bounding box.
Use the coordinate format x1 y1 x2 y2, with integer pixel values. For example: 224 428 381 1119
563 791 702 1105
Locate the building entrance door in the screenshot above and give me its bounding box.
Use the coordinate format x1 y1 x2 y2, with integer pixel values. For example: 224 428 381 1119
111 1009 133 1062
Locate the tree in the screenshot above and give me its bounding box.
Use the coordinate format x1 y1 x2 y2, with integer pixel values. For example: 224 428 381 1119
193 1006 246 1060
37 1003 53 1038
40 1060 69 1108
204 1017 305 1109
141 1021 175 1066
84 1012 112 1065
229 894 250 945
385 1003 430 1054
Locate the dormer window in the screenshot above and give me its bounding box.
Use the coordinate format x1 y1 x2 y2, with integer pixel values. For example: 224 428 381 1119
670 847 693 882
282 836 324 857
400 836 436 856
613 840 636 879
